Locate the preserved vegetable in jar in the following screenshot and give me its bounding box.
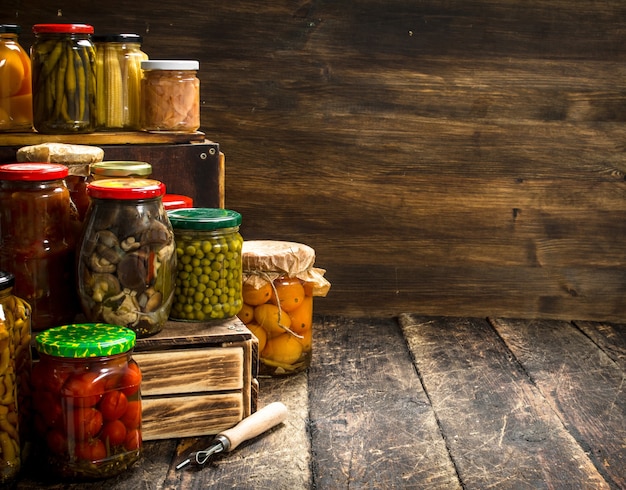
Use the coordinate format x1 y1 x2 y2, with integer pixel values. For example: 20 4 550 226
31 323 142 479
140 60 200 132
0 24 33 132
0 163 79 331
94 34 148 130
31 24 96 134
0 271 31 485
77 178 176 337
168 208 243 321
239 241 330 376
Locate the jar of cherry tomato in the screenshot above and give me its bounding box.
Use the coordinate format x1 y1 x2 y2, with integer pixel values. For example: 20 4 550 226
0 271 31 485
0 163 78 331
31 323 142 480
239 241 330 376
76 178 176 337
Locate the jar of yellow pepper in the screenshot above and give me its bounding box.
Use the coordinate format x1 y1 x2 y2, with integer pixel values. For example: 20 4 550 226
239 241 330 376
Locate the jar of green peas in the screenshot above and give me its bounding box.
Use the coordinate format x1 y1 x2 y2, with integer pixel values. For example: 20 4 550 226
168 208 243 321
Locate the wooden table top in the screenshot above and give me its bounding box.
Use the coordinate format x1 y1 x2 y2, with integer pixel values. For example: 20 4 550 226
15 315 626 489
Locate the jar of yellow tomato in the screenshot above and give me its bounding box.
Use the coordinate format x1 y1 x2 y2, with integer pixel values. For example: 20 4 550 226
0 24 33 132
239 241 330 376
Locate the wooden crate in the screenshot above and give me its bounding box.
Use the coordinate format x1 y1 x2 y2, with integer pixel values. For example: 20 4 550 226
133 316 258 441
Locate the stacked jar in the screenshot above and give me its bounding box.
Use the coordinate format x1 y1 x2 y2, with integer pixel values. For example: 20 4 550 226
0 271 31 486
239 241 330 376
0 163 79 331
90 161 152 180
94 34 148 130
0 24 33 132
140 60 200 132
31 23 96 134
31 323 142 479
168 208 243 321
76 178 176 338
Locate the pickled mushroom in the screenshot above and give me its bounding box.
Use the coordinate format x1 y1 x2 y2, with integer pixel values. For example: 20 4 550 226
91 273 121 302
102 291 139 326
117 251 148 291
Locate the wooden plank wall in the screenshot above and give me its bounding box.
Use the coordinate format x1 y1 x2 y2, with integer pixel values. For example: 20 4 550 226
7 1 626 321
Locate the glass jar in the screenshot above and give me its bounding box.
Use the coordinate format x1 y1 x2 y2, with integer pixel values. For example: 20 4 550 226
168 208 243 321
240 241 330 376
163 194 193 211
0 163 78 331
90 161 152 180
140 60 200 132
0 271 32 485
31 24 96 134
0 24 33 132
31 323 142 480
77 178 176 338
94 34 148 130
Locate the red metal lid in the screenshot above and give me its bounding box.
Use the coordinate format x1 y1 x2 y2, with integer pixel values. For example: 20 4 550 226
87 178 166 200
163 194 194 210
0 162 69 181
32 23 94 34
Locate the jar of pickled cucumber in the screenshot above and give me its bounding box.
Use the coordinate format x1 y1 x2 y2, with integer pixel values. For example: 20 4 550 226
94 34 148 130
239 241 330 376
140 60 200 132
76 178 176 338
31 323 142 480
0 24 33 132
168 208 243 321
90 161 152 180
31 23 96 134
0 163 79 331
0 271 31 485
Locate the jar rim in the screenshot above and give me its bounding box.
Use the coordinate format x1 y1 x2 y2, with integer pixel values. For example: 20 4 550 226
33 23 94 34
35 323 136 358
0 162 69 181
91 161 152 177
141 59 199 71
0 271 15 290
93 33 142 43
0 24 21 34
87 178 166 200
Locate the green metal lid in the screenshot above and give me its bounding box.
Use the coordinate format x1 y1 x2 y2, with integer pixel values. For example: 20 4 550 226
168 208 242 230
35 323 136 358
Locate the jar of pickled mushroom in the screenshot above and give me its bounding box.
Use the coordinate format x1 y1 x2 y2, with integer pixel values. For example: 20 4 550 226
90 161 152 180
0 271 32 485
31 23 96 134
0 24 33 132
0 163 78 331
31 323 142 480
77 178 176 338
168 208 243 321
239 241 330 376
140 60 200 132
94 34 148 130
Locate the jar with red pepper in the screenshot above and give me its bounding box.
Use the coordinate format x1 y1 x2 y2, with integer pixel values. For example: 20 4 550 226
0 163 79 331
31 323 142 479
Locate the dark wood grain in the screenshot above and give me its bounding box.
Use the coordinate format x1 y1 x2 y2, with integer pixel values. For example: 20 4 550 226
399 315 609 489
5 0 626 320
490 317 626 488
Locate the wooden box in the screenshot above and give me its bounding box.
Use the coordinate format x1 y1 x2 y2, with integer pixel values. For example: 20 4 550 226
133 316 259 441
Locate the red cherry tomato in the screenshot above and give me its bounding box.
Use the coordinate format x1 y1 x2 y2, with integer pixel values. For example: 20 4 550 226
120 401 141 430
120 363 142 397
46 429 68 454
32 390 63 429
32 361 72 393
75 439 107 462
63 372 106 407
99 390 129 421
124 428 141 451
100 420 127 447
70 407 103 440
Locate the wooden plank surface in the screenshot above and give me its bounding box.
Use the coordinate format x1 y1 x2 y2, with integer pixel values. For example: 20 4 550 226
490 318 626 488
308 317 460 489
398 315 609 489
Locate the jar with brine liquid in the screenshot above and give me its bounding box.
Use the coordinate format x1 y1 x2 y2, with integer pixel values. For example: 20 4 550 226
140 60 200 132
239 241 330 376
0 24 33 132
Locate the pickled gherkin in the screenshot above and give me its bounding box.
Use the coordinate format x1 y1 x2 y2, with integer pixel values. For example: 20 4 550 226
168 209 243 321
31 24 96 133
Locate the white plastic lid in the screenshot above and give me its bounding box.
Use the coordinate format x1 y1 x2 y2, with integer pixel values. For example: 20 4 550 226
141 60 199 71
